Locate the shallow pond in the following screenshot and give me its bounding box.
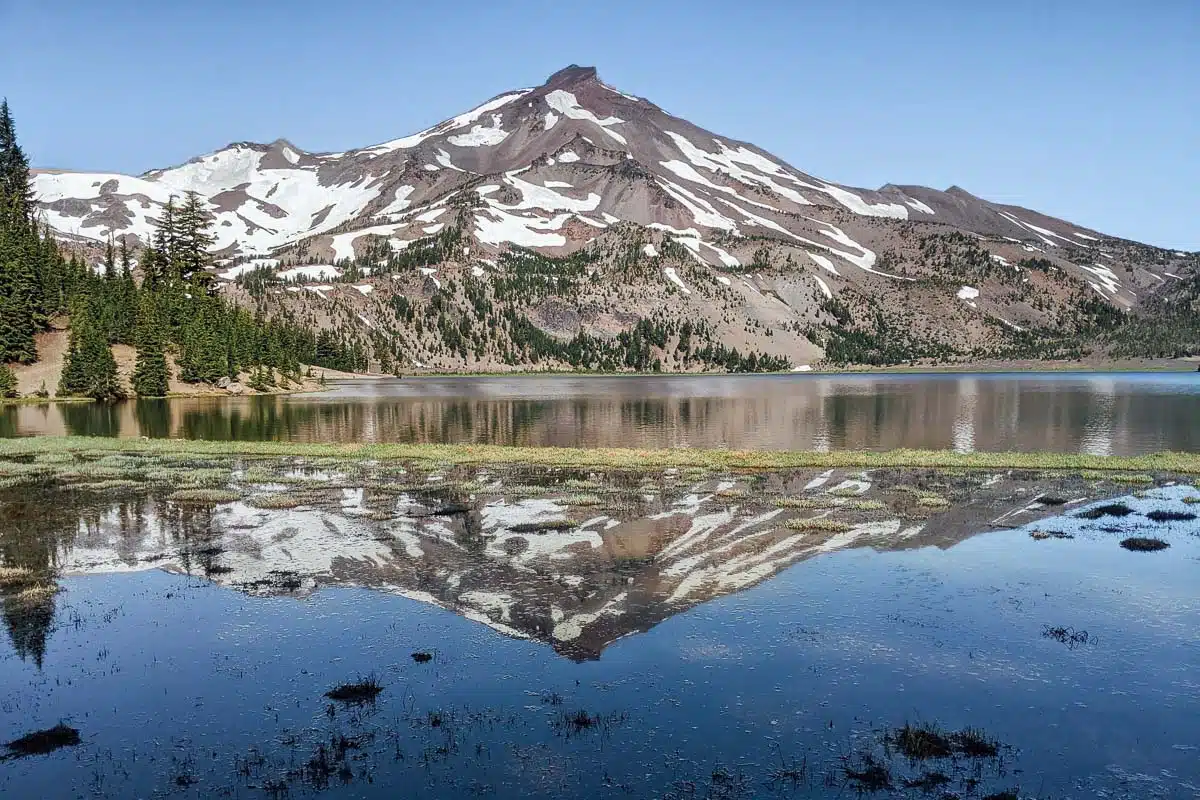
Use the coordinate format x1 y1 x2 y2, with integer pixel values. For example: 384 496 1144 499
6 372 1200 454
0 453 1197 798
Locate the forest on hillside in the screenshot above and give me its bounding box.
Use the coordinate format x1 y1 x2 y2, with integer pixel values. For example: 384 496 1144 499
0 101 366 399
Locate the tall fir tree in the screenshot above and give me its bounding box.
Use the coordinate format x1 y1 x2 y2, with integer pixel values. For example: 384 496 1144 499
0 99 33 225
58 303 122 400
0 363 16 398
132 294 169 397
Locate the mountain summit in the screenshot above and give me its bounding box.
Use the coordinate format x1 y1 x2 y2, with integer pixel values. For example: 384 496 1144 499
31 66 1196 371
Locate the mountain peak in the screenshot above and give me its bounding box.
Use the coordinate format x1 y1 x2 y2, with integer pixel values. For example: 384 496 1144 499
544 65 599 89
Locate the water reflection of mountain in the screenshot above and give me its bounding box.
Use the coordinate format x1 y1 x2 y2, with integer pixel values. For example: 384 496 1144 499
4 375 1199 454
1 468 1079 663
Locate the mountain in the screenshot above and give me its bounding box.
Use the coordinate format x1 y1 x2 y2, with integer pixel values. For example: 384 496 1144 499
31 65 1199 371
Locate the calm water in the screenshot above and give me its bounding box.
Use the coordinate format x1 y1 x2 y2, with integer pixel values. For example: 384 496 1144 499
6 372 1200 454
0 455 1198 798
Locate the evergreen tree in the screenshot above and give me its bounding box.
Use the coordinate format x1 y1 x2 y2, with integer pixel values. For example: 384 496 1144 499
132 294 169 397
0 99 33 225
175 191 215 286
58 305 122 400
0 363 16 398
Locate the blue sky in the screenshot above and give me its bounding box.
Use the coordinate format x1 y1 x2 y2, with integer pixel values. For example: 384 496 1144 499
2 0 1196 249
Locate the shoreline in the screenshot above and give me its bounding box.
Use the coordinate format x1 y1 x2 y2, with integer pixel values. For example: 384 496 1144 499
2 436 1199 473
373 358 1200 379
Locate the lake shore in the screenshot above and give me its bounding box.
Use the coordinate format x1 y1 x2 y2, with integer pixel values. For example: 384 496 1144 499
386 356 1200 378
3 436 1199 473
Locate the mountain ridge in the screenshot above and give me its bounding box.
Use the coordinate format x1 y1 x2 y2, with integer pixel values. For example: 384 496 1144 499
28 65 1199 372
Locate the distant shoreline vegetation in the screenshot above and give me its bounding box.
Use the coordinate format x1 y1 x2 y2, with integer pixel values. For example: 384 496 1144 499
2 437 1199 473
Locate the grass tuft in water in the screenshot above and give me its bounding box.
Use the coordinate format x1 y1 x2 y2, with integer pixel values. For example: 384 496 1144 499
775 497 837 509
10 583 61 606
1042 625 1092 648
508 520 577 534
1077 502 1135 520
1029 529 1074 540
891 723 954 760
169 488 241 504
564 493 604 506
1145 509 1196 523
249 493 309 510
0 566 39 588
1120 536 1169 552
888 723 1000 761
4 723 81 758
325 676 383 703
784 518 853 533
843 753 892 791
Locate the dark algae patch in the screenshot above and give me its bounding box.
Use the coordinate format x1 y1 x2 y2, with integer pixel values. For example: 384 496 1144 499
3 724 81 759
1120 536 1170 551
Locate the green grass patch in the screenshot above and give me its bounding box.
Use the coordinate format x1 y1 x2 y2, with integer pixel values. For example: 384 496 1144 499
563 493 604 507
2 437 1200 474
0 566 40 588
248 493 309 510
169 488 241 504
784 518 853 533
508 519 577 533
774 497 837 510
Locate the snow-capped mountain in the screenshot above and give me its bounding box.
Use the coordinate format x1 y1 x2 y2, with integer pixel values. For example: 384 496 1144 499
31 65 1196 369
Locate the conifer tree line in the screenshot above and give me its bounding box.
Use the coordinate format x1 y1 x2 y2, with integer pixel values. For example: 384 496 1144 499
0 99 363 399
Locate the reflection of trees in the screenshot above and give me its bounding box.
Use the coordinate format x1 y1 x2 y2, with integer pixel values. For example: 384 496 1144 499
61 401 121 437
0 406 16 438
134 399 171 438
0 486 98 668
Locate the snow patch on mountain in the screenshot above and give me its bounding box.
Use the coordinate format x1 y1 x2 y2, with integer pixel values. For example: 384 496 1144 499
366 90 531 154
279 265 340 281
545 90 628 145
447 114 510 148
663 266 691 294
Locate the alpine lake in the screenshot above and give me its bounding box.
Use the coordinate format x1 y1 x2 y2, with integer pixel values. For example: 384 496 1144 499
1 373 1198 799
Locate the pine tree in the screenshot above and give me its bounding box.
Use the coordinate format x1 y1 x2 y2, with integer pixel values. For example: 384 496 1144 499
175 191 215 286
58 304 122 400
132 295 169 397
0 99 33 225
0 363 17 398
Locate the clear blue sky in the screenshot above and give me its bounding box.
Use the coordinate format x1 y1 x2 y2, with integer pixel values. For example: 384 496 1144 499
2 0 1196 249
